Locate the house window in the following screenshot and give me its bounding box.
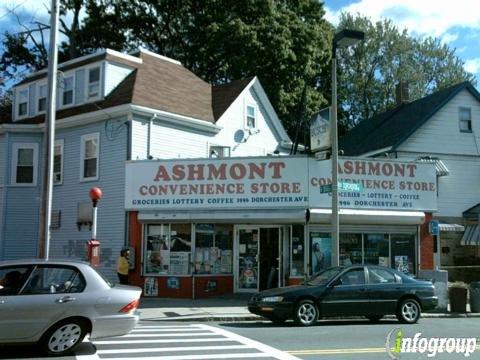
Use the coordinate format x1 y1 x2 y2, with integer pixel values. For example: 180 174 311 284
246 104 256 128
459 107 472 132
87 67 100 99
54 139 64 184
62 76 74 106
17 89 28 117
209 146 230 158
38 84 47 113
11 143 38 185
80 133 99 181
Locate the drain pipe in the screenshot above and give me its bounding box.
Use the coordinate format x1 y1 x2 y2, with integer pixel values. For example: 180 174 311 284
147 114 156 159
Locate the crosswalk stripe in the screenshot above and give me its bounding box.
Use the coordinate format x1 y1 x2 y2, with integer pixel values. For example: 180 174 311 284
96 353 274 360
136 325 200 329
94 338 232 345
131 328 207 333
97 344 252 354
120 332 219 338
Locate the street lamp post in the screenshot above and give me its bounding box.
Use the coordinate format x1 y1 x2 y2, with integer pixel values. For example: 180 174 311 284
87 187 103 267
331 29 365 266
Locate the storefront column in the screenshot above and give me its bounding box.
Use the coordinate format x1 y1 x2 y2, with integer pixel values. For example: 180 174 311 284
420 212 434 270
128 211 144 287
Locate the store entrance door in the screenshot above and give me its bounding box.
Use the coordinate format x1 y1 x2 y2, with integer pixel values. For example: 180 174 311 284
235 226 282 293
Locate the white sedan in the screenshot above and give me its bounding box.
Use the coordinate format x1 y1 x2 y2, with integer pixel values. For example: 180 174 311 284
0 259 141 356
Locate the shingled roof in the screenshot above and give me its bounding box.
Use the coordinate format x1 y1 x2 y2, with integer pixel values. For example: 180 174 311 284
340 81 480 156
2 49 253 125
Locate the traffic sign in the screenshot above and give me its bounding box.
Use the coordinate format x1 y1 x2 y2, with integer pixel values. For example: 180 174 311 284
429 220 439 236
319 184 332 193
338 182 363 192
319 182 363 194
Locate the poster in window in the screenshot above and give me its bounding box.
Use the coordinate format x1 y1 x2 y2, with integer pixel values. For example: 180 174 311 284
144 277 158 296
170 252 190 274
312 237 332 273
395 255 410 274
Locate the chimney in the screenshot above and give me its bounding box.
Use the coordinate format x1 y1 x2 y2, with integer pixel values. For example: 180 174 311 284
395 81 409 105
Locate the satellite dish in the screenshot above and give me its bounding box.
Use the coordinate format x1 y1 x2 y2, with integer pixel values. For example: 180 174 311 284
234 129 247 143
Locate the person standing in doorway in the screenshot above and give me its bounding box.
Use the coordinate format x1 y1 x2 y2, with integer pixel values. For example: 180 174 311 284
117 248 130 285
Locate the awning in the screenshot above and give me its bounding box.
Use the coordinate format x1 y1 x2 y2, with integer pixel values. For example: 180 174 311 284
438 222 465 232
138 209 306 224
309 209 425 225
416 157 449 177
461 225 480 245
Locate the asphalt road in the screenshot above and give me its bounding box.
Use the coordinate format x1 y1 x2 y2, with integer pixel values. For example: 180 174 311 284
217 317 480 359
0 318 479 360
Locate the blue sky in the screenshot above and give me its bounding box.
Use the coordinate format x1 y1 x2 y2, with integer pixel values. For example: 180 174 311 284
1 0 480 87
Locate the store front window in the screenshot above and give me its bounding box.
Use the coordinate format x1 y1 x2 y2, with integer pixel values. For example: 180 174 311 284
144 224 192 275
194 224 233 274
291 225 305 277
309 231 416 275
339 234 362 266
364 234 390 267
310 232 332 274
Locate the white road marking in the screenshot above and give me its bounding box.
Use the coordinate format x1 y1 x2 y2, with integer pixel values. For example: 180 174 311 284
95 353 274 360
131 328 205 332
120 332 219 337
93 337 230 345
97 344 252 354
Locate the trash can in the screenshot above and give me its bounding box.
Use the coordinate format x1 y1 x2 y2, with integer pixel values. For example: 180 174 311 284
449 286 468 313
469 282 480 313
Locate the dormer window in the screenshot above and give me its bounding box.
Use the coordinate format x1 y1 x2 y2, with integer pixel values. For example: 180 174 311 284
88 67 100 99
246 104 256 128
62 76 74 106
38 84 47 113
17 89 28 117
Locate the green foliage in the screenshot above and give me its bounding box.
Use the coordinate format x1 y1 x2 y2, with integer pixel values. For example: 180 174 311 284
336 13 476 128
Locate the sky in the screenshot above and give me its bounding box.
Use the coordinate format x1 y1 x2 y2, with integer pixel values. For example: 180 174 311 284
1 0 480 86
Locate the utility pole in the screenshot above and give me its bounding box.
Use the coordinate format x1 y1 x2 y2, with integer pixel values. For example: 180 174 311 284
38 0 60 260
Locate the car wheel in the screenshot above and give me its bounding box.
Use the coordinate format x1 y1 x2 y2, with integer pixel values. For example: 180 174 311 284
397 298 421 324
295 300 318 326
39 319 88 356
366 315 383 322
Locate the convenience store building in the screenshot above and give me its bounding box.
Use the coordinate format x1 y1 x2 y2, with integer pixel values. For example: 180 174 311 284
125 156 437 298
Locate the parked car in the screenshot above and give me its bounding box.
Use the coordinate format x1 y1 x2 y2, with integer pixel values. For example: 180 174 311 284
0 259 141 355
248 265 438 326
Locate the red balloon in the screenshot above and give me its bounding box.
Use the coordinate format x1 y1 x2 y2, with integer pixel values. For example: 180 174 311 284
89 187 103 201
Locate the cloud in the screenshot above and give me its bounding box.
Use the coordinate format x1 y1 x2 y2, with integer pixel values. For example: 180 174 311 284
325 0 480 37
441 32 459 45
464 58 480 74
0 0 50 24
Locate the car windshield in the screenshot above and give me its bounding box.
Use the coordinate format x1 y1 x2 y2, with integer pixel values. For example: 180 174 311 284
305 267 342 286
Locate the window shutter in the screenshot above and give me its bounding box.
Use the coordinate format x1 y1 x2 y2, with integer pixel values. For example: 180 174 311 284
75 69 85 104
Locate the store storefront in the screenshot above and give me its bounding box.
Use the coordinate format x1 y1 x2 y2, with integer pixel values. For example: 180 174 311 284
125 156 437 298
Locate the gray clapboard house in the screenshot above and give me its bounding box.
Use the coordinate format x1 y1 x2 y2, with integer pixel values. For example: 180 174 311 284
0 48 293 278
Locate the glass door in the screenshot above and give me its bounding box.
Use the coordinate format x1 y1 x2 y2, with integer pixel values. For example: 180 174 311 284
236 227 259 292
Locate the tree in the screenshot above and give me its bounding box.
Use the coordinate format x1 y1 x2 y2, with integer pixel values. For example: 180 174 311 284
336 13 476 128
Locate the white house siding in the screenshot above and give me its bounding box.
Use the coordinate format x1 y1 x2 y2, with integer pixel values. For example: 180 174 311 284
104 62 134 96
396 89 480 219
214 86 281 157
399 90 480 156
49 117 128 280
2 133 43 259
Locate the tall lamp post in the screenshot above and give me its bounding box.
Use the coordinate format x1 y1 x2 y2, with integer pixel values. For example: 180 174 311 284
331 29 365 266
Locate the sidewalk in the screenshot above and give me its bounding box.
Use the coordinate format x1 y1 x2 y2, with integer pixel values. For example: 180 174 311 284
137 295 480 322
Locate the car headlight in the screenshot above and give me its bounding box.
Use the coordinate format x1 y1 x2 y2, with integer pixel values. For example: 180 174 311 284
262 296 284 302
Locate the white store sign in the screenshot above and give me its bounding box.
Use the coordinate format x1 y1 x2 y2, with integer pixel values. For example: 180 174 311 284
125 157 437 212
125 157 310 210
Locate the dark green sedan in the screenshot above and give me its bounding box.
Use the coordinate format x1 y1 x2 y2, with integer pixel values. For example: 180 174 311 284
248 265 438 326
